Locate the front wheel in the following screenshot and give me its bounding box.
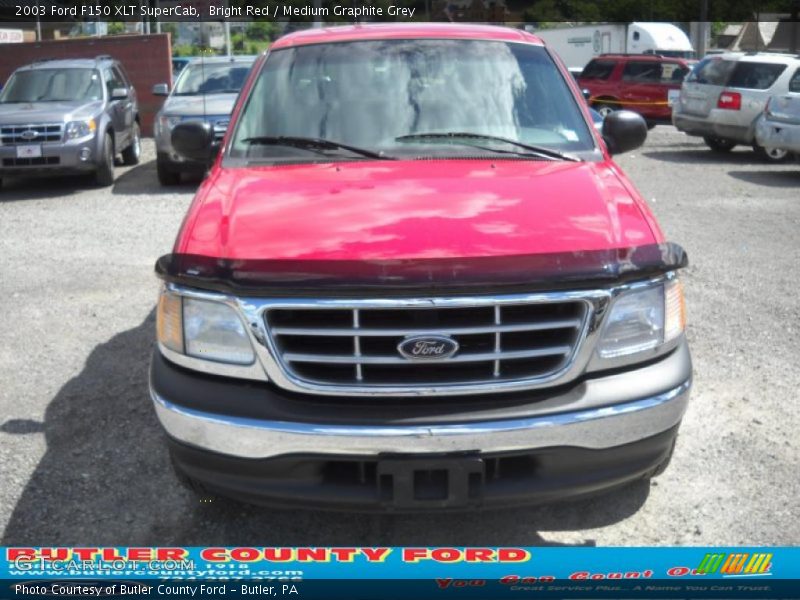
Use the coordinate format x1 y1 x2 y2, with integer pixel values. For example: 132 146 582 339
95 133 115 187
121 122 141 166
753 143 790 163
703 136 736 153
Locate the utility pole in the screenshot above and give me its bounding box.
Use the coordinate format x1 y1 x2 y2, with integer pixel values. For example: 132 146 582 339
224 0 232 55
313 0 322 27
698 0 709 57
35 0 41 40
790 0 799 54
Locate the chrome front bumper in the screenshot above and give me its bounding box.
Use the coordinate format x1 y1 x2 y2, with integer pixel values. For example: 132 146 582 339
151 369 691 460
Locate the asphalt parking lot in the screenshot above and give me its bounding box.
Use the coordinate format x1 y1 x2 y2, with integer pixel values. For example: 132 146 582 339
1 128 799 546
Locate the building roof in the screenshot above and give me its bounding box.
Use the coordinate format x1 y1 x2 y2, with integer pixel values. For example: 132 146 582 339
272 23 540 50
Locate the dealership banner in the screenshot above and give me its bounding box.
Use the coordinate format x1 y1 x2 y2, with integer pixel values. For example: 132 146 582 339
3 547 800 598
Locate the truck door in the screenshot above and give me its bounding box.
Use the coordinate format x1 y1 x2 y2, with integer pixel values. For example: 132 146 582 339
619 60 677 120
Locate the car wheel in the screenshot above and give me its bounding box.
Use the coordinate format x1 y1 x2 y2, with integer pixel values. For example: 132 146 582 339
121 122 141 166
753 143 790 163
95 133 115 187
703 136 736 153
592 101 617 118
157 159 182 186
646 121 657 130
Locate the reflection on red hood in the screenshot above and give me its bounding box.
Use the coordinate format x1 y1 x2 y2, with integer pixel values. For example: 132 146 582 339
176 159 660 260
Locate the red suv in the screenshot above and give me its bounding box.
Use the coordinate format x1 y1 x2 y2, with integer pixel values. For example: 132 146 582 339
152 24 691 511
579 54 693 126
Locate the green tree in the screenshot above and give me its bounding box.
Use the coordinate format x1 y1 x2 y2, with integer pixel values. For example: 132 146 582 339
107 22 126 35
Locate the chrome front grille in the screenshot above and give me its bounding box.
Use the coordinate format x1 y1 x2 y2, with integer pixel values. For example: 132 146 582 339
264 299 590 388
0 123 63 145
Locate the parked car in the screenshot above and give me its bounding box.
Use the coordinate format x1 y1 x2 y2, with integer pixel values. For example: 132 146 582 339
152 55 256 185
151 24 691 511
0 56 140 189
578 53 693 127
673 52 800 161
754 66 800 156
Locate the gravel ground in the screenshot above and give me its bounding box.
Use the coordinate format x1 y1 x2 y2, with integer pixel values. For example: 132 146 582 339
1 130 798 546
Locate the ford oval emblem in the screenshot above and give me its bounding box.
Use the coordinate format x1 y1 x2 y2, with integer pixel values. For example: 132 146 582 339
20 130 38 140
397 335 459 361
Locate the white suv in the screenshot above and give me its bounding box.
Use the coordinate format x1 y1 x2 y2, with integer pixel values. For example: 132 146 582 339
673 52 800 161
755 66 800 155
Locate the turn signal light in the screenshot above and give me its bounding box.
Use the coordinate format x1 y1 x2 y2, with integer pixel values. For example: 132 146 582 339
157 291 184 354
717 91 741 111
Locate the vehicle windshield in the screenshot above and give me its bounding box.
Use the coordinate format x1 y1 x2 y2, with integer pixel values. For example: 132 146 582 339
230 39 594 162
173 62 252 96
0 68 102 103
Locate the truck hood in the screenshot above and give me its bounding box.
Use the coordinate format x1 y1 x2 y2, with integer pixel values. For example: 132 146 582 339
162 93 237 118
0 100 102 124
178 159 659 261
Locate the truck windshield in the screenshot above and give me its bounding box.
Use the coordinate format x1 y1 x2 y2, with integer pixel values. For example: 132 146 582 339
173 62 252 96
0 68 102 103
230 39 594 162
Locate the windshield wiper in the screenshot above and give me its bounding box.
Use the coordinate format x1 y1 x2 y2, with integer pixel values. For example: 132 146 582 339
242 136 394 161
395 132 581 162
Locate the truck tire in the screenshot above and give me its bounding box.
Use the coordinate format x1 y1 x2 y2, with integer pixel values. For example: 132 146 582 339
95 133 115 187
703 136 736 153
121 122 141 166
752 143 790 163
157 159 181 186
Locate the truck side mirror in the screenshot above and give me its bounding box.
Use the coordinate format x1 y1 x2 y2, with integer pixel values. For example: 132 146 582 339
172 121 217 165
152 83 170 96
602 110 647 155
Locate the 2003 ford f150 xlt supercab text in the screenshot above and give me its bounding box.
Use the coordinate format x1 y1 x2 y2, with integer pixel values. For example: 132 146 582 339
150 24 692 511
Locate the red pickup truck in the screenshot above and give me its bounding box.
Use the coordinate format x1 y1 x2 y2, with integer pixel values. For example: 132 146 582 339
151 24 691 511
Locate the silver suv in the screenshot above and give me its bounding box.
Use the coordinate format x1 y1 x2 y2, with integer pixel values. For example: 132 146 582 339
0 56 141 189
673 52 800 161
152 56 255 185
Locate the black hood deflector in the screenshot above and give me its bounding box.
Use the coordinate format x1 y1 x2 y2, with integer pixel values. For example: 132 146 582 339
155 243 688 297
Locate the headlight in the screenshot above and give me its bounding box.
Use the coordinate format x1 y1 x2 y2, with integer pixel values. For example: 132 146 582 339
597 279 685 359
65 118 96 140
156 290 255 365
